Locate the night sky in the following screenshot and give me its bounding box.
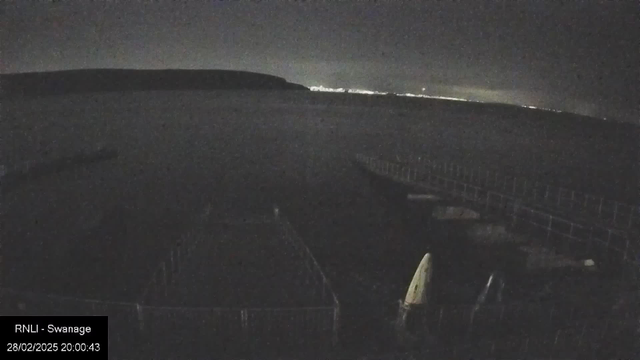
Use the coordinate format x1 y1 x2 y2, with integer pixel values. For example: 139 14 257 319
2 1 638 122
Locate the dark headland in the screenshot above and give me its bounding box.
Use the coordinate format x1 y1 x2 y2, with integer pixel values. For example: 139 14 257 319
0 69 309 98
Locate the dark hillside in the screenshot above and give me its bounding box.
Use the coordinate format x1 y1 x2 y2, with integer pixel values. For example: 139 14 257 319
0 69 309 98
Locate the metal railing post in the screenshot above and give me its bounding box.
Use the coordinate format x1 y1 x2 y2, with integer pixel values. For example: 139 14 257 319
623 238 630 261
551 330 561 358
522 337 529 357
485 192 491 211
170 249 176 280
557 188 563 207
598 198 604 216
576 323 586 347
332 304 340 347
569 223 574 239
241 309 249 348
570 191 575 209
161 263 167 297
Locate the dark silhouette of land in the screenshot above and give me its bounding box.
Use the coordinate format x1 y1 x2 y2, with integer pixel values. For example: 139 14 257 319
0 69 309 98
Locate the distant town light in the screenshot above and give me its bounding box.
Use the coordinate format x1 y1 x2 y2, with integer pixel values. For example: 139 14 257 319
310 85 345 93
310 85 389 95
311 86 607 119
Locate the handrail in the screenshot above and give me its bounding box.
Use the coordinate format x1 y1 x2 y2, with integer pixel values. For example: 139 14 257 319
391 154 639 232
355 154 639 274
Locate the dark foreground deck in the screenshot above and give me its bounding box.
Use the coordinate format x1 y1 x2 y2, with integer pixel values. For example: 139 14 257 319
159 221 326 308
134 215 339 359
